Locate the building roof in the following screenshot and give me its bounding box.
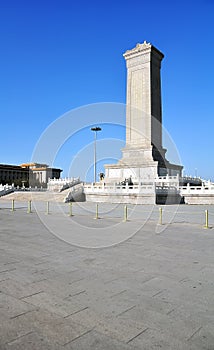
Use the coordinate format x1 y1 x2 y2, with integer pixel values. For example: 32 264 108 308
0 163 62 172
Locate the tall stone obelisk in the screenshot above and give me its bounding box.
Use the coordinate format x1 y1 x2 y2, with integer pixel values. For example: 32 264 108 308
105 41 182 182
125 41 163 151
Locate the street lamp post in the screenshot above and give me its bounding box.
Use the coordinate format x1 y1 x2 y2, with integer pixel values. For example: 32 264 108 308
91 126 101 183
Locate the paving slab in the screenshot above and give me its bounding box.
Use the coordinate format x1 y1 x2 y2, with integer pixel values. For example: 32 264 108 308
64 329 140 350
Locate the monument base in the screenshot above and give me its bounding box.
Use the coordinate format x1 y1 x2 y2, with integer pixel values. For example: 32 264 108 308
105 145 182 184
85 192 155 205
105 163 159 183
84 180 183 205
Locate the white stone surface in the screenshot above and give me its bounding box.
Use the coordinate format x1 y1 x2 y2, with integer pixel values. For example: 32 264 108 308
124 41 163 150
181 183 214 204
47 177 80 192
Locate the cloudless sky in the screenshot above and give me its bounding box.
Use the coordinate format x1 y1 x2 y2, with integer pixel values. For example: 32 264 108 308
0 0 214 181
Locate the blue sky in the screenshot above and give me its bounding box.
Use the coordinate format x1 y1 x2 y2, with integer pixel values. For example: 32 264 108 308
0 0 214 181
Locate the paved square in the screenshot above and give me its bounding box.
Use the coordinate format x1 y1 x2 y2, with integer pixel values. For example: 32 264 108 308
0 202 214 349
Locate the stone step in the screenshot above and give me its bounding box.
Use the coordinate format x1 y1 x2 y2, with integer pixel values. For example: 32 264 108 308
0 189 72 202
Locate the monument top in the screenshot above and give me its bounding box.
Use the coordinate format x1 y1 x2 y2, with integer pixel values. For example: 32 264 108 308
123 40 164 59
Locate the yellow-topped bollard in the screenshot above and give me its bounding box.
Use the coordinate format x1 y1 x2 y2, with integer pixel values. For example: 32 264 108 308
159 207 162 225
68 202 73 217
11 199 15 212
27 200 32 214
204 209 209 229
46 201 50 215
94 203 99 219
123 205 128 222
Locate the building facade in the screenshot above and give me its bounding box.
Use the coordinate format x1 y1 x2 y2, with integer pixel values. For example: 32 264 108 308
0 163 62 187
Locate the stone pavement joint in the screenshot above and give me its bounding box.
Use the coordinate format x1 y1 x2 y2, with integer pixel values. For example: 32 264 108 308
126 327 149 344
6 331 34 346
64 306 89 318
187 326 203 341
63 328 95 347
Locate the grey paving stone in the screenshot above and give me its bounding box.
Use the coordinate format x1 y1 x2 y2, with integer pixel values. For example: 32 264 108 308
0 313 35 345
126 327 201 350
187 323 214 349
117 305 203 344
66 306 147 343
64 329 140 350
21 291 88 318
4 331 64 350
35 316 93 346
0 278 43 299
27 277 86 300
0 292 36 319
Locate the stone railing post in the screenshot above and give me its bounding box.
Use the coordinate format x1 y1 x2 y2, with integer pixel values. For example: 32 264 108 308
187 182 190 194
126 182 129 192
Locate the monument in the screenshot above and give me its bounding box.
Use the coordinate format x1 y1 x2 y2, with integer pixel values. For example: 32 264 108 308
84 41 183 204
105 41 182 183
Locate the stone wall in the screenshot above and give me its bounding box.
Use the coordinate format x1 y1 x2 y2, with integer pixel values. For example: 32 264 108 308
184 195 214 205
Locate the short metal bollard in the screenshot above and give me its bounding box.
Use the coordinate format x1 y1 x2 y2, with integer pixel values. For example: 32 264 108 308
94 203 99 219
46 201 50 215
27 200 32 214
204 209 209 229
123 205 128 222
68 202 73 217
159 207 162 225
11 199 15 212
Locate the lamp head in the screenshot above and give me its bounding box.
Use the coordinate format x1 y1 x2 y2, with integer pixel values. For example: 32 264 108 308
91 127 101 132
